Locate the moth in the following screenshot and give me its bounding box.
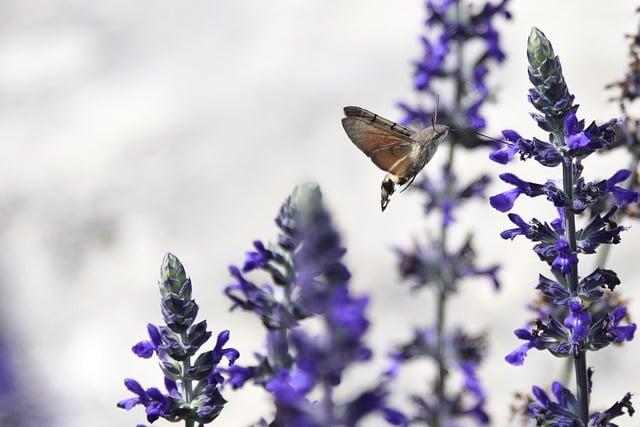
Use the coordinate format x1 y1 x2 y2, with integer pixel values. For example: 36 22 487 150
341 106 449 211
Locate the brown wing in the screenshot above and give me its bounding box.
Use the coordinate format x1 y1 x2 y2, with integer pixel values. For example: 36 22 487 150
342 107 416 173
343 106 415 137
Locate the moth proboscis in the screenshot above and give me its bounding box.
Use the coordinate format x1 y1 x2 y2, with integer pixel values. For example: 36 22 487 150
341 106 449 211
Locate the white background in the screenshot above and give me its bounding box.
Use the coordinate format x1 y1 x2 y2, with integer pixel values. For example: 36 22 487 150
1 1 639 426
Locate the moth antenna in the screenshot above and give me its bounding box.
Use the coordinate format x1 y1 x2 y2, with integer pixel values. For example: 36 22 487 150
432 94 440 130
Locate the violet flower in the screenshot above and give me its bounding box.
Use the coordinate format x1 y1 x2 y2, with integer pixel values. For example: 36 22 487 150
399 0 510 144
491 28 637 426
118 253 238 426
389 0 509 425
224 183 405 426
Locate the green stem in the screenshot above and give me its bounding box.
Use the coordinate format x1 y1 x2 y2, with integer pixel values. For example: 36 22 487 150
561 157 589 424
561 160 579 294
573 354 589 424
434 278 447 427
181 331 195 427
431 137 456 427
322 380 334 424
432 3 463 425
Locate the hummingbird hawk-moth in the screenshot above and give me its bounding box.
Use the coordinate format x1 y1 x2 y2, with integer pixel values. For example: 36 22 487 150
341 106 449 211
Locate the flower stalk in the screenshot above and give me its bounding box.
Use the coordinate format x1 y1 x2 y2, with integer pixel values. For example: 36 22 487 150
223 183 401 426
560 156 589 423
117 253 239 426
392 1 508 425
490 27 637 426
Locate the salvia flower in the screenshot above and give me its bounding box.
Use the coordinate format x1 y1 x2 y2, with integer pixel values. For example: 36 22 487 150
414 164 491 225
389 1 509 426
224 183 402 426
400 0 511 147
491 27 636 424
386 328 489 424
529 381 634 427
491 166 637 214
118 253 237 425
395 234 499 292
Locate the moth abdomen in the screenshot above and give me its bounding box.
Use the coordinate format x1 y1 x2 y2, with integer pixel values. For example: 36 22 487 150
381 176 396 212
381 174 411 212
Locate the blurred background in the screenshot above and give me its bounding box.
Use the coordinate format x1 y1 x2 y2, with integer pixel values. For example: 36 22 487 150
1 1 639 426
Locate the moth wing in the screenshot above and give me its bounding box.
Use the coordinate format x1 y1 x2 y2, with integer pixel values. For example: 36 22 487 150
371 145 414 176
342 116 415 173
343 106 415 137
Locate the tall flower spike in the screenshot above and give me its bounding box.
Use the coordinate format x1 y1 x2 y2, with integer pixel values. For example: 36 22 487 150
389 1 509 426
118 253 238 425
400 0 510 147
224 184 402 426
491 26 637 426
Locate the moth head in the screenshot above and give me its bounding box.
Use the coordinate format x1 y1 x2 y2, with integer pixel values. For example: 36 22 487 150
431 116 449 142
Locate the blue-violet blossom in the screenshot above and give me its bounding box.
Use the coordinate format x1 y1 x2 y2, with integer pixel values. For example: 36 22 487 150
490 27 636 425
118 253 238 426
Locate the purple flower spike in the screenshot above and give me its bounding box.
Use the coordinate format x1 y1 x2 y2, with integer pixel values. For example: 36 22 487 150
118 254 236 425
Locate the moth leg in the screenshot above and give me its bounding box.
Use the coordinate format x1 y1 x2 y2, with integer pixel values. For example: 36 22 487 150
399 174 417 193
